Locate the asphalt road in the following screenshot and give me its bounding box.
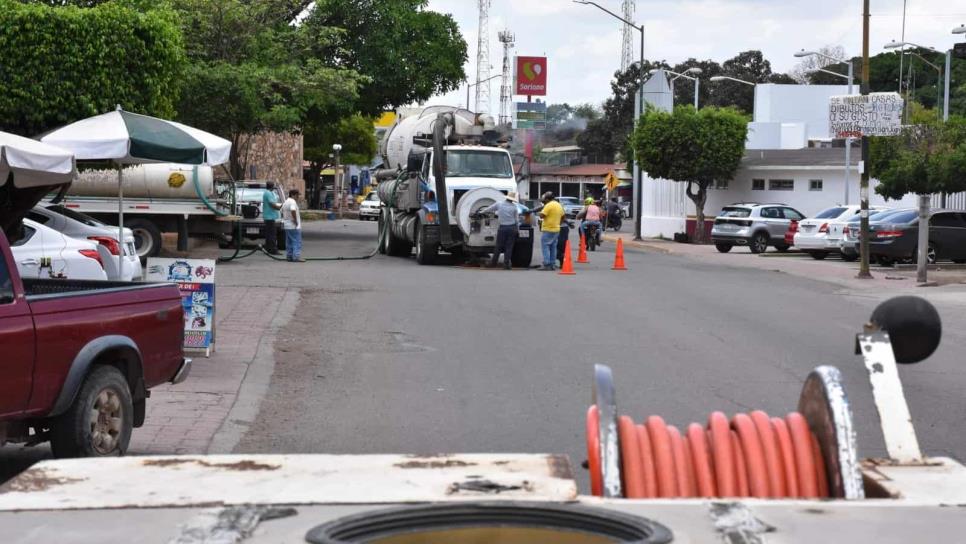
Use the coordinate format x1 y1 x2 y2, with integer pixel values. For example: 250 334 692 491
223 220 966 489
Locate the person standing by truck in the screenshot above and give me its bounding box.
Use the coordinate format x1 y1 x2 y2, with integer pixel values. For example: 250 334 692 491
281 189 303 262
537 192 564 271
481 191 520 270
262 182 282 255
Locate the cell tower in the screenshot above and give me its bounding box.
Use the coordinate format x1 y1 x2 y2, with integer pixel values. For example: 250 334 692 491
498 29 515 126
474 0 492 114
620 0 636 71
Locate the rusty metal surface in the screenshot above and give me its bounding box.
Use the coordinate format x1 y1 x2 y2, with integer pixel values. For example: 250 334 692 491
0 454 577 511
856 332 923 463
797 365 864 499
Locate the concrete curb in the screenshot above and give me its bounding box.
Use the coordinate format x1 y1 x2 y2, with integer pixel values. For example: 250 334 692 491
601 234 672 254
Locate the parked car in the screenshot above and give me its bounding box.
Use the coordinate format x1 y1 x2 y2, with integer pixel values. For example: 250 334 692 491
12 219 108 281
26 205 141 280
839 209 915 261
854 209 966 267
227 182 287 249
557 197 583 219
1 195 189 458
794 205 888 260
359 192 381 220
711 203 805 254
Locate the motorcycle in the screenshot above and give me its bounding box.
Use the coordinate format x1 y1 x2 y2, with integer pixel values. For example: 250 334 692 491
584 222 600 252
606 211 622 231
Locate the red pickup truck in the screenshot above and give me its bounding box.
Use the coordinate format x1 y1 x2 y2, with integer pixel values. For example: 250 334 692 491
0 219 189 457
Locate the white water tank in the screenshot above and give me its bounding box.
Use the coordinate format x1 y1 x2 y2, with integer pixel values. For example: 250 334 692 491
67 163 215 199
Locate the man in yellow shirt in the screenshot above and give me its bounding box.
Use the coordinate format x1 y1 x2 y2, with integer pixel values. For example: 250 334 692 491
537 192 565 270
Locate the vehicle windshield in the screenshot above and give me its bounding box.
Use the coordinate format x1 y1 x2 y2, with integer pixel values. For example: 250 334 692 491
365 193 379 201
558 197 580 206
45 205 105 227
236 188 269 202
445 150 513 178
720 207 752 218
814 207 847 219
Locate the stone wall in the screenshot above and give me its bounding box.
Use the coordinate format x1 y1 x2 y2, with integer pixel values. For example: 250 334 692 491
235 131 305 199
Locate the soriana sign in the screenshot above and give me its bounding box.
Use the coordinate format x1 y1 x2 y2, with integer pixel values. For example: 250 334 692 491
514 56 547 96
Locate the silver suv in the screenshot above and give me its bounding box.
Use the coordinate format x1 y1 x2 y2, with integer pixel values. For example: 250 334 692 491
711 203 805 254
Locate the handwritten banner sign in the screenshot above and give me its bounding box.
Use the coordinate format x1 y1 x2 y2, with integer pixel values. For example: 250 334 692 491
829 93 903 139
146 258 216 355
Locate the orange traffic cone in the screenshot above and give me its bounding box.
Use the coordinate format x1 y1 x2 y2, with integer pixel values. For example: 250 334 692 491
612 238 628 270
577 233 589 263
559 239 576 275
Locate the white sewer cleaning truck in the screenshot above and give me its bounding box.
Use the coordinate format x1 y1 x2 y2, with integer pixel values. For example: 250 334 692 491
376 106 533 266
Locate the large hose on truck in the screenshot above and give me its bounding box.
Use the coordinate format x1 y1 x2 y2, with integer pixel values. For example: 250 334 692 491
217 170 392 262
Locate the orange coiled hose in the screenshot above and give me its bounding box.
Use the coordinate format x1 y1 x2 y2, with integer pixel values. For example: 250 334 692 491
587 408 830 499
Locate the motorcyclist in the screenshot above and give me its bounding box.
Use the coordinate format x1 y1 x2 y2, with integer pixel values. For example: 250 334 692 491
604 198 621 228
577 197 603 241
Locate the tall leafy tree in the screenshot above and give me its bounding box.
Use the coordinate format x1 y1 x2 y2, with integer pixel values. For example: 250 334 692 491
169 0 363 177
632 106 748 243
301 0 467 116
706 50 788 114
0 0 185 136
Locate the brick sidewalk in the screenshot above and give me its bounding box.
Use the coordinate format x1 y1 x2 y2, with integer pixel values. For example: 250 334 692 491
129 285 287 455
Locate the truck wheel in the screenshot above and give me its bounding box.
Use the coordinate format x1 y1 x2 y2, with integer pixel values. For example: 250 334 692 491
50 366 133 458
384 216 412 257
127 219 162 261
511 232 533 268
415 224 437 265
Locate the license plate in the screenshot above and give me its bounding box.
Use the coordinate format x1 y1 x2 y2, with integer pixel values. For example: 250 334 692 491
519 230 530 238
246 227 260 235
802 226 815 232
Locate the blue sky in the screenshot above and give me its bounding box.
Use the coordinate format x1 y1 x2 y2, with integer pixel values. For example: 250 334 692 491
424 0 964 111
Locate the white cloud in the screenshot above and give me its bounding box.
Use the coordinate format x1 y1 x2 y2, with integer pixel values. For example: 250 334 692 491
422 0 966 109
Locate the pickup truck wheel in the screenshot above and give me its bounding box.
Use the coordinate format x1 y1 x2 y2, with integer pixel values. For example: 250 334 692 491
50 366 133 458
127 219 162 261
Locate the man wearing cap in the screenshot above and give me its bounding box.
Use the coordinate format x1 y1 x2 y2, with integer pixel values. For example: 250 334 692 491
481 191 520 270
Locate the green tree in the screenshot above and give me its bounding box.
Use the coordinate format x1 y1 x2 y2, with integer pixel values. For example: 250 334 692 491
632 106 748 243
304 114 377 168
706 50 789 114
0 0 185 136
871 113 966 199
169 0 363 177
302 0 467 116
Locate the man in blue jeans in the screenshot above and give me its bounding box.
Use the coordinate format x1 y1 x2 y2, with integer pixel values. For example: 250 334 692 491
281 189 303 262
537 192 565 270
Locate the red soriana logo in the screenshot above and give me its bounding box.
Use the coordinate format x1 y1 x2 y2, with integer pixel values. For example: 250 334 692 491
514 56 547 96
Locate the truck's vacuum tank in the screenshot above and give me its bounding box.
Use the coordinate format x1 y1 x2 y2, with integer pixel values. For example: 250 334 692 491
67 163 215 199
381 107 494 171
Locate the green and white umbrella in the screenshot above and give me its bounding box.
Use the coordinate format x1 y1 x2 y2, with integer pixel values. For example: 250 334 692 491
41 107 231 277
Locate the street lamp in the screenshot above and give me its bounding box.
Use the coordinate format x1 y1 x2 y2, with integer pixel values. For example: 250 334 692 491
884 40 952 121
650 68 703 108
333 143 343 218
574 0 645 242
465 74 502 111
708 75 755 86
795 48 855 206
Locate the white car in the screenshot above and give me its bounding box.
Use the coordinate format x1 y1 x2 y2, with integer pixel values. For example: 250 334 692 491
12 219 108 281
794 205 887 260
27 205 141 280
359 192 381 220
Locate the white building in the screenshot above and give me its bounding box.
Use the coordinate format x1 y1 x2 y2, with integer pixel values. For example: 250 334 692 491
641 84 922 239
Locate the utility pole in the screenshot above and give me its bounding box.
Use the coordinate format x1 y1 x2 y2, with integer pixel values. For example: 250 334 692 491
333 144 343 220
858 0 872 279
